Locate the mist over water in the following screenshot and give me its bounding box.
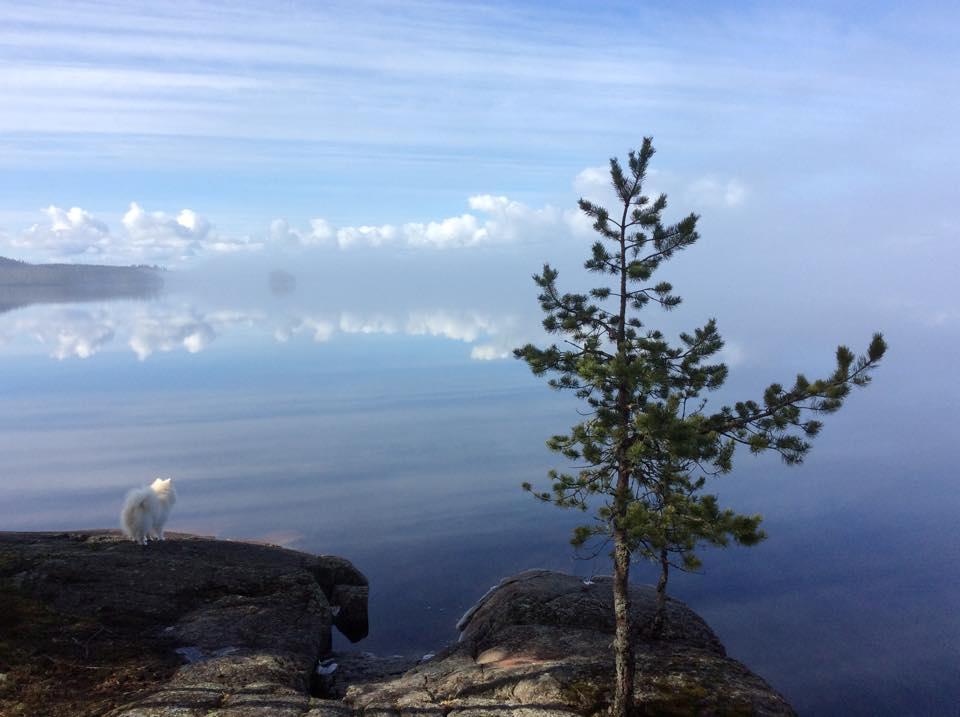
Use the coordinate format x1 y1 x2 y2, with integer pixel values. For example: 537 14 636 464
0 257 957 716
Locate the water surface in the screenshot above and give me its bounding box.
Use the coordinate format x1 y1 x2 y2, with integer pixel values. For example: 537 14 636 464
0 271 956 716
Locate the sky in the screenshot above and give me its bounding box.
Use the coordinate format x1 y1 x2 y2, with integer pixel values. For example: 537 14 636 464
0 1 956 274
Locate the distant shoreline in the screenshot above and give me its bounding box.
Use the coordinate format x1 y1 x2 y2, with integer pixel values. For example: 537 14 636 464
0 256 164 313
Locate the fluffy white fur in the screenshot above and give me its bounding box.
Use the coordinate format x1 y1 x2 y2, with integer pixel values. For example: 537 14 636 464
120 478 177 544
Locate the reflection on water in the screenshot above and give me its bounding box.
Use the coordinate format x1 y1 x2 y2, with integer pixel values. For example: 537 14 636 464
0 273 531 362
0 273 958 716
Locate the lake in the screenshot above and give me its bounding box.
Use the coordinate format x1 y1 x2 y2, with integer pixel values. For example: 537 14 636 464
0 265 956 716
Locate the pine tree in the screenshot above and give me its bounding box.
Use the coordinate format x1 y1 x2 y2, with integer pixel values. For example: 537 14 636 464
515 138 886 716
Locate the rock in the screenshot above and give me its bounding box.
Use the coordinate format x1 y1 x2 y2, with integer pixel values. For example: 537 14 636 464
305 698 353 716
317 651 420 699
348 569 795 716
0 531 367 717
329 584 369 642
1 533 794 716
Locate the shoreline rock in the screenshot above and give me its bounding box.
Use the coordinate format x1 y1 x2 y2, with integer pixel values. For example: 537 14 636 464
0 531 366 717
0 532 794 716
345 569 795 716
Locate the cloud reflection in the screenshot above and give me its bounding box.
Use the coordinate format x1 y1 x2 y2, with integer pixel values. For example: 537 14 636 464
0 299 531 362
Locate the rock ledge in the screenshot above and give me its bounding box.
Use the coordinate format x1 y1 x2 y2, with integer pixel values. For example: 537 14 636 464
0 531 367 717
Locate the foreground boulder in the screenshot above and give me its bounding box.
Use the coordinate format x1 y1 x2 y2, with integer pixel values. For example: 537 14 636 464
0 531 367 717
345 570 795 716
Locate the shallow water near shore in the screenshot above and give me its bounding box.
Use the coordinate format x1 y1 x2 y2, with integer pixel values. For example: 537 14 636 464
1 278 957 717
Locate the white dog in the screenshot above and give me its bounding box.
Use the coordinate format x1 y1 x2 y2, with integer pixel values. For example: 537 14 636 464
120 478 177 544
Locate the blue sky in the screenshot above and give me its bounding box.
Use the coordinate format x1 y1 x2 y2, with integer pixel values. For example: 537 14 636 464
0 1 956 257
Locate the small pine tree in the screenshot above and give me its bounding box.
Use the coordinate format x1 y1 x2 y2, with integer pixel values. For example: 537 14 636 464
515 138 886 716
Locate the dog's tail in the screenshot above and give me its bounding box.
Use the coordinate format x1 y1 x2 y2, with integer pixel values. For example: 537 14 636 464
120 487 151 539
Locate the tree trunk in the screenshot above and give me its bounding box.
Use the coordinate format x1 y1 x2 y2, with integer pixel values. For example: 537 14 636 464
610 171 640 717
651 548 669 637
610 521 635 717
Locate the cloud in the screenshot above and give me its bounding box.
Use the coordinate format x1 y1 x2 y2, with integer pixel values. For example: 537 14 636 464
6 162 748 265
719 339 746 368
336 224 399 248
6 203 263 264
277 191 590 251
470 343 511 360
269 218 333 247
402 213 487 248
121 202 211 260
123 203 260 259
276 193 585 251
15 206 113 258
686 178 747 208
465 194 565 243
573 166 611 204
4 166 748 266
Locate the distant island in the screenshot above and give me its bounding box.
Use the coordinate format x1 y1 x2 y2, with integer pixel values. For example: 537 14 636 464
0 257 164 314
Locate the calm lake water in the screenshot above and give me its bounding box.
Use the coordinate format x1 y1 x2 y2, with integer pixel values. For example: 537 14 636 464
0 269 957 716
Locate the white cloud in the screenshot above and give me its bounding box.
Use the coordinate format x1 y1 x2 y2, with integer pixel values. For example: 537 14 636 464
336 224 399 248
573 166 611 204
719 339 746 368
286 193 582 251
6 203 263 264
269 217 334 247
466 194 564 243
122 202 260 260
16 206 113 258
686 178 748 208
470 343 511 361
7 163 748 265
403 214 487 248
6 166 749 266
122 202 210 257
309 218 335 243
